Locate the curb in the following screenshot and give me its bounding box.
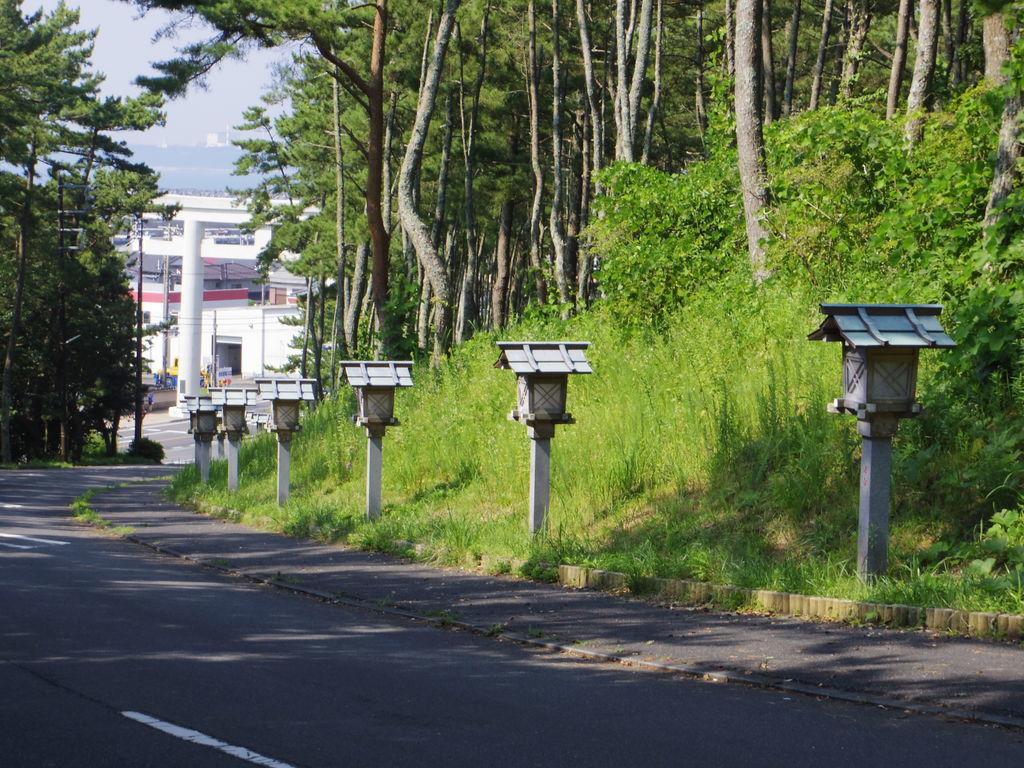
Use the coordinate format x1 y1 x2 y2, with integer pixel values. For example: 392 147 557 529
191 499 1024 641
556 565 1024 640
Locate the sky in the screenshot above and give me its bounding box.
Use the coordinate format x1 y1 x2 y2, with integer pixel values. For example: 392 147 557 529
31 0 294 147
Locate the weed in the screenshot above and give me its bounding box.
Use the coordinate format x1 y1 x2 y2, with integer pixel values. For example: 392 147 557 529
424 609 460 626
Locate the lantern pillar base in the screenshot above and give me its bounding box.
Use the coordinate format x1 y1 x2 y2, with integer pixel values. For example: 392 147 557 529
528 434 552 534
195 438 212 484
857 427 895 581
276 435 292 505
366 433 384 520
226 436 241 492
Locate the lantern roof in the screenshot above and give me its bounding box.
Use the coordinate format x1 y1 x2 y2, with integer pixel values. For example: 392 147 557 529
208 387 259 407
180 394 217 412
340 360 414 388
808 304 956 348
254 377 318 402
494 342 593 375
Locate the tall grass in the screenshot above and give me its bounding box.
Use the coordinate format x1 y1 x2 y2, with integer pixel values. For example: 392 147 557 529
167 283 1024 615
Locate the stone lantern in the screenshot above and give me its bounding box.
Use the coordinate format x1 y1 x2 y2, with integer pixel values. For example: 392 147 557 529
809 304 955 580
208 387 258 492
254 377 318 505
181 394 218 483
340 361 414 519
495 342 592 533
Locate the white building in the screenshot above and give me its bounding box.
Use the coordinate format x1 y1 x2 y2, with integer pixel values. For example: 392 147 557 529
122 193 307 387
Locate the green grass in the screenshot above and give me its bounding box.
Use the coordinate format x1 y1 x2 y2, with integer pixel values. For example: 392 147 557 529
70 486 134 534
167 287 1024 617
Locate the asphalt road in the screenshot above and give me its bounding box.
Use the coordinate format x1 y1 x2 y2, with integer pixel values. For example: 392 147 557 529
119 412 195 464
2 468 1023 767
119 401 272 465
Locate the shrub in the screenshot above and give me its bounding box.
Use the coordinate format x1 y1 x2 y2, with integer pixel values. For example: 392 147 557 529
128 437 165 463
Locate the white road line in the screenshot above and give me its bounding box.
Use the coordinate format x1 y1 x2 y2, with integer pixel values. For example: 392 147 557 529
121 711 299 768
0 541 34 550
0 533 69 546
2 503 24 508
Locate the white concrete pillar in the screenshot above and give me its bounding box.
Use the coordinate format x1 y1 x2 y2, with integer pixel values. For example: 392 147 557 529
198 440 211 484
366 433 383 520
227 437 240 492
529 437 552 534
858 435 893 581
277 438 291 505
179 219 204 400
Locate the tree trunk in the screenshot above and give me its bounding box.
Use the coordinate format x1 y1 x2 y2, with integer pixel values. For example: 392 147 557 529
984 26 1021 232
614 0 654 160
725 0 736 78
329 73 347 388
887 0 912 119
735 0 771 282
840 0 871 99
642 0 664 162
696 4 710 142
550 0 571 308
984 12 1011 84
576 0 605 193
941 0 954 80
345 243 369 354
782 0 801 115
456 7 490 343
810 0 835 110
397 0 460 364
905 0 940 145
315 277 326 391
576 116 594 307
527 1 548 305
614 0 631 160
366 1 393 354
762 0 777 123
828 0 850 105
491 199 514 329
628 0 656 149
951 0 969 87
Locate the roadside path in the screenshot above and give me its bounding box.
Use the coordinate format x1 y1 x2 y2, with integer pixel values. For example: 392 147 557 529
91 481 1024 730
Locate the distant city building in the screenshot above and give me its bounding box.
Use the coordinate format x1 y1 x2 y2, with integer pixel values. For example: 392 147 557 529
119 192 307 384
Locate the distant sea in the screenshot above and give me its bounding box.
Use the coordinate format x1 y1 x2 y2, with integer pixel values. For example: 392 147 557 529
127 144 260 192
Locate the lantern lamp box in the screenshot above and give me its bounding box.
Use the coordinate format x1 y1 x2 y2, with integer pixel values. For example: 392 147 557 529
180 394 219 435
209 387 258 434
340 361 414 427
495 342 592 426
808 304 955 418
254 378 318 433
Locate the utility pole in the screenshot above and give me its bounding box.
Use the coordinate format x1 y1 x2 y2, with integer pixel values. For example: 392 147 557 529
134 215 145 446
56 177 70 461
162 251 171 384
212 309 218 387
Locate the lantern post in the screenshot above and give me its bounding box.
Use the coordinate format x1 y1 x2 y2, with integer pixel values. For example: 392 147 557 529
495 342 592 533
340 361 414 519
254 378 318 505
809 304 955 580
182 394 219 484
209 387 258 492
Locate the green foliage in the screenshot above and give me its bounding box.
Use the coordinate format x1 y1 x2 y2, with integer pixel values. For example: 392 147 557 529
0 1 163 462
590 159 742 329
166 72 1024 617
128 437 165 463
